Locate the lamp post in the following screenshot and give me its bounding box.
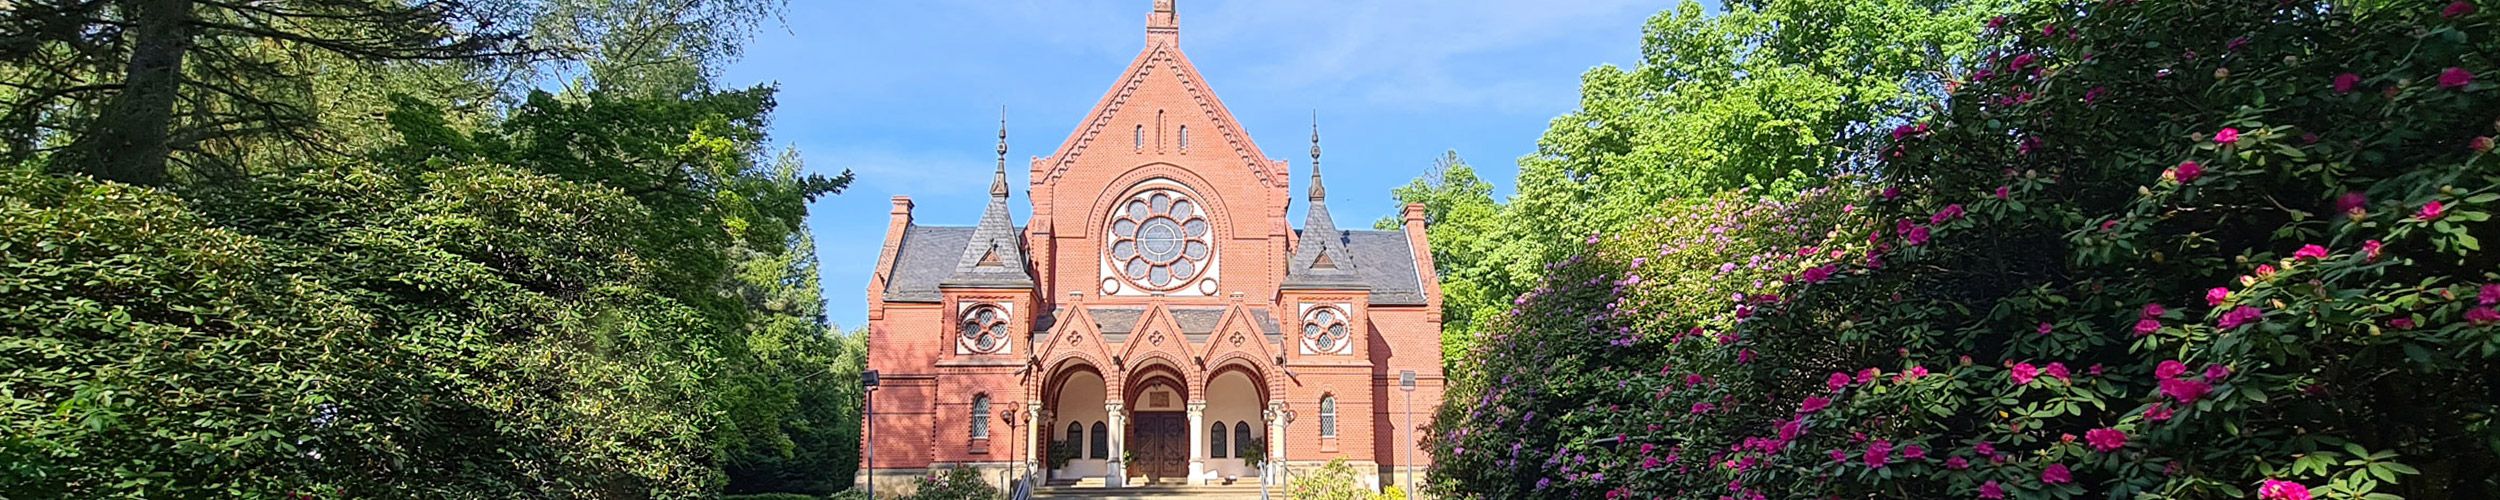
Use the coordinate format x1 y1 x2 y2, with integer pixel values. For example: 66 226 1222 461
863 370 880 499
1399 370 1416 495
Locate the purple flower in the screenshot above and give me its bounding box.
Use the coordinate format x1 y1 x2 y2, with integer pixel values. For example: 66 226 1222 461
1863 439 1892 468
2010 363 2040 385
1799 396 1831 414
2086 428 2127 452
2218 305 2265 330
2333 73 2361 94
2042 463 2074 484
2294 244 2329 260
2441 67 2475 88
2214 128 2242 145
2447 1 2479 18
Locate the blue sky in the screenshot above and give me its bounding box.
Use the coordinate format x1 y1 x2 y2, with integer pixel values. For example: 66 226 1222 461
718 0 1677 329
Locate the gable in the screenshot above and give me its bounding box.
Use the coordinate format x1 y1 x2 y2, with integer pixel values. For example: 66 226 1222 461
1036 43 1285 189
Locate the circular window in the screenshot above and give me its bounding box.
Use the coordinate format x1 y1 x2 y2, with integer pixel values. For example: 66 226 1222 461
1301 306 1350 354
960 305 1009 354
1107 188 1213 291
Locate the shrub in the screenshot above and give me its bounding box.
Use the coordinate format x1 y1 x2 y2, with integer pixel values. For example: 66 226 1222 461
1432 0 2500 498
1288 458 1389 500
725 494 824 500
901 465 997 500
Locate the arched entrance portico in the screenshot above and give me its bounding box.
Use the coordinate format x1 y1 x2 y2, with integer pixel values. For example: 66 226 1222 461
1122 360 1192 484
1043 361 1110 481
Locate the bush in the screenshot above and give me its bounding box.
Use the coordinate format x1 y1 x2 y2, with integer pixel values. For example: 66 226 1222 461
725 494 824 500
1287 458 1388 500
901 466 997 500
1432 0 2500 498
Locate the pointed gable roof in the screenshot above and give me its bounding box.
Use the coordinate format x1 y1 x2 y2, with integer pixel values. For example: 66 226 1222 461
1285 121 1367 290
942 115 1036 289
1035 0 1286 188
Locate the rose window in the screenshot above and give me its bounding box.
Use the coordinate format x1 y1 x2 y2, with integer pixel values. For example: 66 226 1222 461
1301 306 1350 354
1107 189 1213 290
959 305 1009 354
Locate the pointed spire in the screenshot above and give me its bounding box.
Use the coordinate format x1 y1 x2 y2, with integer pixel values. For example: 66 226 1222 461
1284 111 1364 290
945 107 1034 289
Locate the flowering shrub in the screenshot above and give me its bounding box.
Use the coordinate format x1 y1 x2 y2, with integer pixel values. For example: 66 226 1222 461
1430 0 2500 498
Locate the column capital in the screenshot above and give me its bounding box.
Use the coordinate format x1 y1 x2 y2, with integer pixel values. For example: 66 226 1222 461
1185 401 1206 415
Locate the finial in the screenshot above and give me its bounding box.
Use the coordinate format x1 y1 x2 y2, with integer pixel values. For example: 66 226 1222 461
1147 0 1179 39
992 106 1010 198
1308 111 1325 201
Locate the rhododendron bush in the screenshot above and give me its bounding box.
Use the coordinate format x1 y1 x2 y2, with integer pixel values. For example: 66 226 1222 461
1429 0 2500 498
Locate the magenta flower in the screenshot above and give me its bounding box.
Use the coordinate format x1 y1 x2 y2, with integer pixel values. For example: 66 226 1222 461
2145 402 2175 422
2207 287 2232 306
1979 480 2006 499
1827 372 1851 392
2161 378 2213 403
1900 365 1930 382
2214 128 2242 145
2391 317 2418 329
2333 73 2361 93
1906 226 1931 246
2218 305 2265 329
2044 362 2072 382
1975 441 1997 457
2260 479 2315 500
1946 456 1970 469
2173 160 2204 183
2446 0 2478 18
2469 307 2500 325
2042 463 2074 484
2157 360 2190 379
1996 185 2012 199
1864 440 1892 468
2480 284 2498 305
2143 303 2167 318
2336 191 2369 215
1858 368 1880 385
2441 67 2475 88
2085 428 2127 452
2135 318 2164 336
2010 363 2040 385
2294 244 2329 260
2363 240 2385 260
1799 396 1831 414
1903 444 1926 461
1828 449 1847 463
1882 186 1902 199
1691 402 1714 414
1932 204 1966 224
2421 200 2447 220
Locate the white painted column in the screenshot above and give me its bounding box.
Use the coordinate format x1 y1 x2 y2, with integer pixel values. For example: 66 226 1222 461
1186 402 1207 485
1105 402 1126 487
1267 401 1288 485
1025 403 1042 482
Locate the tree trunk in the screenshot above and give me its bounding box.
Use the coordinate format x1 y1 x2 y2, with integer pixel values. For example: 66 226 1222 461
61 0 196 186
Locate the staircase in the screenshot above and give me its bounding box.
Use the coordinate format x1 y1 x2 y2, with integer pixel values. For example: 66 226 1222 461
1030 479 1268 499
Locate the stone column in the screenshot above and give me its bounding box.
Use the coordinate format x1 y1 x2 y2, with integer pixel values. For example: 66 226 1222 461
1105 402 1126 487
1025 403 1042 482
1186 401 1207 485
1039 408 1056 479
1267 401 1288 484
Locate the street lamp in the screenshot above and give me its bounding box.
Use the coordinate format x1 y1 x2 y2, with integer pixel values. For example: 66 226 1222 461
1399 370 1416 495
863 370 880 499
1002 403 1020 494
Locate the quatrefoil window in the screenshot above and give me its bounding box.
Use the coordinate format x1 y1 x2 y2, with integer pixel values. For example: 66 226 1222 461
959 304 1009 354
1301 306 1350 354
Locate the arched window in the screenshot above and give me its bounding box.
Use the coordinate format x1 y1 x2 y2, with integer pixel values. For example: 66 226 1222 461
1210 422 1228 458
1090 421 1109 459
970 394 991 439
1234 420 1252 458
1179 125 1190 149
1066 422 1083 451
1319 395 1338 437
1134 125 1144 149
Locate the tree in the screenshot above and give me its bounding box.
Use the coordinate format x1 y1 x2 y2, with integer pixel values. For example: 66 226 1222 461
1375 151 1505 364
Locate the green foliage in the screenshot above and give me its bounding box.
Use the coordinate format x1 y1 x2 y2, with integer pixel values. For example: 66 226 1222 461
900 466 998 500
1375 151 1505 364
724 494 827 500
1287 458 1385 500
1402 0 2015 373
1432 0 2500 497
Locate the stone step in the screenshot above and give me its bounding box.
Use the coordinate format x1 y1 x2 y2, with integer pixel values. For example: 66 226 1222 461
1031 484 1270 500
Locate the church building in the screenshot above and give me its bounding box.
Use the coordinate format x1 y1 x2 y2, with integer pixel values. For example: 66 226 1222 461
860 0 1445 493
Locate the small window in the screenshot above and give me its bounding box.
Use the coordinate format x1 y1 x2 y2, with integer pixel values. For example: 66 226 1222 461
1234 420 1252 457
1179 125 1190 149
970 394 991 439
1067 422 1083 451
1211 422 1229 458
1090 421 1109 458
1134 125 1144 149
1319 396 1338 437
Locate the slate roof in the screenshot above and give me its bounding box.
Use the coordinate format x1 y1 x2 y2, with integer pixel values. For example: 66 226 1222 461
880 226 1424 305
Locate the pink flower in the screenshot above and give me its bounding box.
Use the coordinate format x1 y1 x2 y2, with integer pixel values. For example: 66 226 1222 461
2157 360 2191 379
1996 185 2012 199
2207 287 2232 306
2145 403 2175 422
2085 428 2127 452
2333 73 2361 93
1900 365 1930 382
2469 307 2500 325
1827 372 1851 392
2173 161 2204 183
1932 204 1966 224
1975 441 1996 457
1829 449 1848 463
2390 317 2418 329
2480 284 2498 305
2161 378 2213 404
2293 244 2329 260
2441 67 2474 88
2337 191 2369 215
2143 303 2168 318
2260 479 2314 500
1906 226 1931 246
2364 240 2384 260
1691 402 1715 414
2421 200 2447 220
2042 463 2073 484
1864 440 1892 468
1882 186 1902 200
2010 363 2040 385
2135 318 2164 336
1858 368 1880 385
1903 444 1926 461
1979 480 2006 499
1946 456 1970 469
2448 1 2478 18
2219 305 2265 330
2214 128 2242 145
2477 136 2495 152
2037 322 2053 335
1799 396 1831 414
2044 362 2072 382
2204 364 2232 381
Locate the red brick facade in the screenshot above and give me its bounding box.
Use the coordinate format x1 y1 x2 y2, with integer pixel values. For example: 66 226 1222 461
860 0 1443 492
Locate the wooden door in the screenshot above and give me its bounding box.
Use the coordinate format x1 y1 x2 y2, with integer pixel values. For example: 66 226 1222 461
1129 413 1188 481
